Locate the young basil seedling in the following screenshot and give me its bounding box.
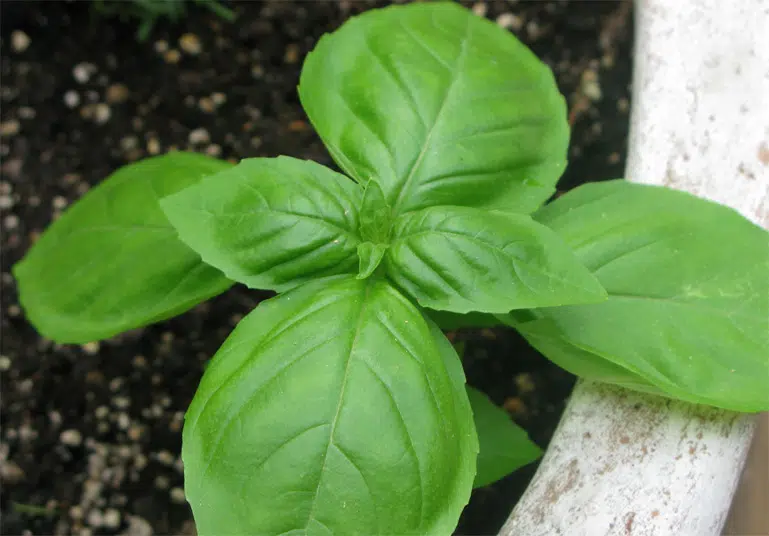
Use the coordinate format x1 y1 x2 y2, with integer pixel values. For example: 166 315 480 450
12 3 769 535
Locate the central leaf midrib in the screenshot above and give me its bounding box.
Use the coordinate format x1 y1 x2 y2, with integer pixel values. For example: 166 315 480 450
305 280 375 531
390 17 472 215
218 209 359 242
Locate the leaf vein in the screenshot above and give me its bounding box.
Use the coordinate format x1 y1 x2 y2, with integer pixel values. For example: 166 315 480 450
357 358 422 524
305 282 374 529
391 15 472 213
360 32 427 130
199 335 340 486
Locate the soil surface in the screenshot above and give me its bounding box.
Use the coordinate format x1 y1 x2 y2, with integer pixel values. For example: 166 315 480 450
0 1 632 534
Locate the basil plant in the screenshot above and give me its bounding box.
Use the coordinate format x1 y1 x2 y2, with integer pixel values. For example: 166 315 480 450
13 3 769 535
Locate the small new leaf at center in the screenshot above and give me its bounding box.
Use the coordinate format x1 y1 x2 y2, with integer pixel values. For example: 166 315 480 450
357 242 388 279
359 179 392 243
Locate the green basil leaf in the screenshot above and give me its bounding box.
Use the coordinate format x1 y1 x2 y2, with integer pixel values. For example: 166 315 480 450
467 387 541 488
12 152 233 343
299 2 568 216
183 276 477 535
523 180 769 411
511 318 668 396
385 206 606 314
161 157 363 292
359 179 392 243
357 241 387 279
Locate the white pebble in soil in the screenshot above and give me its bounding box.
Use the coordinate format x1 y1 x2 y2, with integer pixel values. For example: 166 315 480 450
112 396 131 410
11 30 30 53
0 120 20 137
93 103 111 124
188 127 210 145
69 505 84 521
120 136 139 152
155 450 175 466
124 516 153 536
526 21 542 40
73 63 97 84
581 69 602 102
146 138 161 155
87 508 104 528
62 89 80 110
103 508 121 529
49 410 62 427
18 379 33 394
170 487 186 504
4 214 19 230
471 2 487 17
116 412 130 430
0 460 25 484
52 195 68 210
81 341 100 355
496 13 523 31
179 33 202 55
134 454 148 471
60 429 83 447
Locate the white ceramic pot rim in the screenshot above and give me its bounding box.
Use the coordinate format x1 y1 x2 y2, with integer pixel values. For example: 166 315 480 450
500 1 769 535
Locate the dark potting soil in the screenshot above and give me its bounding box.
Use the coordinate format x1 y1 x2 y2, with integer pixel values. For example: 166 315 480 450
0 1 632 534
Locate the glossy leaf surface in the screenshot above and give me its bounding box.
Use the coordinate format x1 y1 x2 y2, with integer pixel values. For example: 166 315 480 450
518 180 769 411
183 276 477 535
467 387 541 488
299 2 568 215
513 317 667 397
161 157 363 292
359 179 392 243
385 206 606 314
357 242 387 279
12 152 233 343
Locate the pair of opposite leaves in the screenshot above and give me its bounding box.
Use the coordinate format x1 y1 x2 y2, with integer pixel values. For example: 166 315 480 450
12 3 769 536
15 1 767 414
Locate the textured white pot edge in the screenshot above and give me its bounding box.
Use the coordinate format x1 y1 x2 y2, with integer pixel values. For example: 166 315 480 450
499 1 769 535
